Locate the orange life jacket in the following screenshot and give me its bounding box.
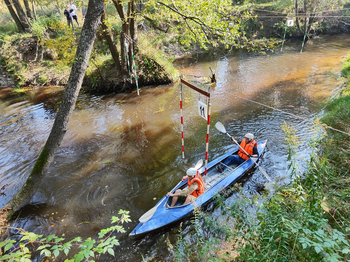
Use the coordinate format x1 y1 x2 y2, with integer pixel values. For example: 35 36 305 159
187 176 204 198
238 139 257 160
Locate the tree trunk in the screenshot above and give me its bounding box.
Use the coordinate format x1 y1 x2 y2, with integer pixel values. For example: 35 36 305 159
307 2 316 34
32 1 37 20
55 0 62 14
4 0 25 32
130 0 138 53
120 32 130 81
101 3 122 74
11 0 31 32
23 0 33 20
112 0 130 80
35 42 44 62
39 4 46 16
127 1 134 73
303 0 307 33
5 0 105 213
295 0 302 33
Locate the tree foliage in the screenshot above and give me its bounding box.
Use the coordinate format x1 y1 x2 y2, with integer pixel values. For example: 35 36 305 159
0 210 130 261
142 0 256 50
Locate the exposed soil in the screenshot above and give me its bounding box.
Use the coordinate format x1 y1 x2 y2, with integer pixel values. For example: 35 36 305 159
82 55 173 94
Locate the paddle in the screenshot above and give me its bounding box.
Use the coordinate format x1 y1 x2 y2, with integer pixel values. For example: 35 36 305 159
193 158 203 171
139 159 203 223
215 122 272 182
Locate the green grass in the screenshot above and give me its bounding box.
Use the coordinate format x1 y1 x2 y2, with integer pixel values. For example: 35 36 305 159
322 96 350 141
0 7 17 35
341 53 350 78
138 32 180 81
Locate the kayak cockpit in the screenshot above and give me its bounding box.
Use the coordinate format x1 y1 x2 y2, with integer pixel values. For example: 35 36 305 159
165 197 188 208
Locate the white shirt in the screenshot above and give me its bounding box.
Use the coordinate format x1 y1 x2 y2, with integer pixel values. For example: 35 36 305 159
69 4 77 16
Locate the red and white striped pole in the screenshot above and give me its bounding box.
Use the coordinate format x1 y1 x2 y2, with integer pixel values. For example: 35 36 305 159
204 98 211 176
180 83 185 159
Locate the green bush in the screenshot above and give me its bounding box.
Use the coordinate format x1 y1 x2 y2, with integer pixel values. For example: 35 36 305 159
0 11 17 35
341 53 350 78
0 210 130 261
0 22 17 35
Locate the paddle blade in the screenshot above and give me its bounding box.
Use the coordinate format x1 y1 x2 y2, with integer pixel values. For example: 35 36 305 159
139 206 157 223
215 122 226 134
194 159 203 170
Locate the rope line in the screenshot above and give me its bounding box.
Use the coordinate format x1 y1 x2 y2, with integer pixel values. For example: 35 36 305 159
232 94 350 137
253 8 350 16
253 15 350 18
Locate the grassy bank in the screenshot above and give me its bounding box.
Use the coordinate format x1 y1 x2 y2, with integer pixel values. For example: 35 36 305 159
172 55 350 261
0 8 178 92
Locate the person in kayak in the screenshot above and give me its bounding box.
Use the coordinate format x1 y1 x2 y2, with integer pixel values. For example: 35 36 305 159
217 133 258 173
167 168 204 207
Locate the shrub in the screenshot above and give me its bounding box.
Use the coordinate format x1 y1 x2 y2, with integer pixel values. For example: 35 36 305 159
0 210 130 261
341 53 350 78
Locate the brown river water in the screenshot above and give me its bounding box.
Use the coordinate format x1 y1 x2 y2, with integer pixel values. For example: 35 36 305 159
1 35 349 261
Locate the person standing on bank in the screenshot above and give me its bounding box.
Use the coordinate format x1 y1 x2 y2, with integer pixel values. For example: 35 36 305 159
81 0 87 20
69 0 80 27
217 133 258 173
64 5 74 29
167 168 204 207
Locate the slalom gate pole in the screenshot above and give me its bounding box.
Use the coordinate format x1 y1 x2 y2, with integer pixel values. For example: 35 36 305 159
204 98 211 176
300 17 309 53
180 82 185 159
281 19 288 52
131 51 140 96
124 40 133 82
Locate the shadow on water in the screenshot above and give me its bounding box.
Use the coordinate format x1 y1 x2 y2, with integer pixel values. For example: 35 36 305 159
1 35 350 261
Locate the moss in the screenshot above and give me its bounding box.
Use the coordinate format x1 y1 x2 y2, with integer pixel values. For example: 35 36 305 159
7 146 49 214
10 177 34 208
31 145 49 175
6 210 15 220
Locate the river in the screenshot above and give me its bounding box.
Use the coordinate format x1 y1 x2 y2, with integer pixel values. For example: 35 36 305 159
0 35 349 261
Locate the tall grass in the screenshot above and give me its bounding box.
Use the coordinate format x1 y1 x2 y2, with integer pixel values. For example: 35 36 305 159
341 53 350 78
0 4 17 35
138 32 180 81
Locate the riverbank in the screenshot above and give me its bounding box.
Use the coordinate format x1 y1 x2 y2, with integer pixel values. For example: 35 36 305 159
1 0 349 93
0 33 177 93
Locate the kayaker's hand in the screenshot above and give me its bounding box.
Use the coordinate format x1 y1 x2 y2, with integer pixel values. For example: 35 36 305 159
247 154 252 158
230 136 235 142
182 176 188 181
167 192 173 197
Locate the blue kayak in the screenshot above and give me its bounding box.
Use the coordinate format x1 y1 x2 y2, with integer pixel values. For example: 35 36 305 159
130 140 268 236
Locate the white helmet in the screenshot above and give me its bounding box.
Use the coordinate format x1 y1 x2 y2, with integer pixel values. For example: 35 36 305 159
186 168 197 177
245 133 254 140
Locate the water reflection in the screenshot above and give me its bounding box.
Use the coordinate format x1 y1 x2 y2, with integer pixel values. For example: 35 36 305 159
0 35 349 261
